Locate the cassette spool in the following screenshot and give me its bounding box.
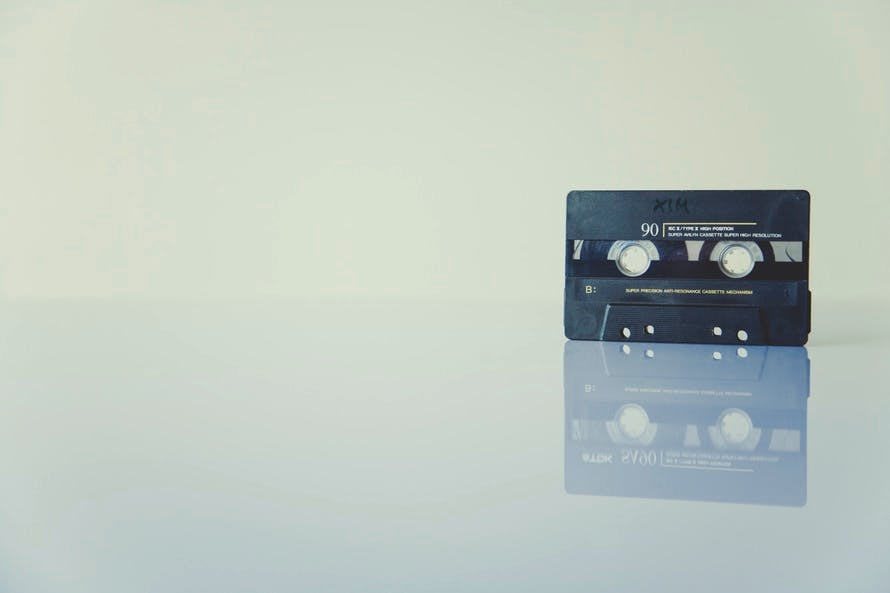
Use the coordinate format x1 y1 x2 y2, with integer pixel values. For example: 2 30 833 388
564 190 811 345
564 341 809 506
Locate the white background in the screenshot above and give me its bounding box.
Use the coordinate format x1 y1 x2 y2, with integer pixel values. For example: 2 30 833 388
2 4 889 591
1 1 888 307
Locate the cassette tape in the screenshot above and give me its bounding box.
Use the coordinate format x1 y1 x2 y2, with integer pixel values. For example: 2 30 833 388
564 341 809 506
564 190 811 345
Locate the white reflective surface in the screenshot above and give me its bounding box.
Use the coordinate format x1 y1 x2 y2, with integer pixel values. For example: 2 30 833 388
565 341 807 506
0 300 887 592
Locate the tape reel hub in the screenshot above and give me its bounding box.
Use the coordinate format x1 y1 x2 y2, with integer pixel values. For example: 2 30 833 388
718 243 756 278
616 242 651 277
719 408 753 444
616 404 650 439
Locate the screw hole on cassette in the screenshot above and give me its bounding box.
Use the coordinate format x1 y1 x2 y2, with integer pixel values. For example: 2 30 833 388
621 327 631 339
645 324 655 335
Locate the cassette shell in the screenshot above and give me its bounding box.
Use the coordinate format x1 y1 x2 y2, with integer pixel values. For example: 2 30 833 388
564 190 811 346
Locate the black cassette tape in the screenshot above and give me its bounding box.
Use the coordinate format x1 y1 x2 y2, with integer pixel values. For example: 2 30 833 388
564 341 809 506
564 190 811 345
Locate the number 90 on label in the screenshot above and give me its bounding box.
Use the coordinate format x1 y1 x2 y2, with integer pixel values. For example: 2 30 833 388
641 222 659 237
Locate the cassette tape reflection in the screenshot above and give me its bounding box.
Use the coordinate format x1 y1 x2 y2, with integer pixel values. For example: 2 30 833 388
564 190 811 345
564 341 809 506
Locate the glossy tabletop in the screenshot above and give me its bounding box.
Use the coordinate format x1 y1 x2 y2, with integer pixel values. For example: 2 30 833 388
0 300 887 592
